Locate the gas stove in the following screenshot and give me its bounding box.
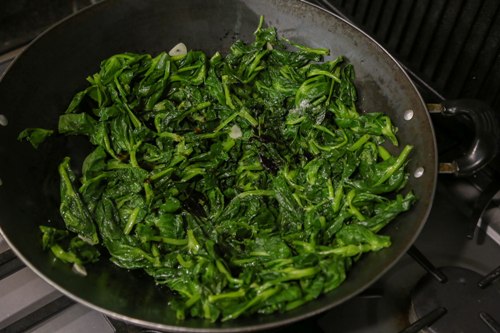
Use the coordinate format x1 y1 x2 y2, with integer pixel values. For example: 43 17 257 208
1 1 500 332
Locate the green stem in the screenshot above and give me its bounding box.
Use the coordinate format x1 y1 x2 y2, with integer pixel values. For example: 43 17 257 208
222 75 235 109
177 101 212 122
333 183 344 214
158 131 183 142
236 189 275 199
144 182 154 206
377 145 392 160
285 116 306 125
208 289 246 303
149 167 174 181
348 134 370 151
123 207 141 235
214 112 239 133
374 145 413 186
346 189 365 221
216 260 243 285
222 286 280 322
238 108 258 127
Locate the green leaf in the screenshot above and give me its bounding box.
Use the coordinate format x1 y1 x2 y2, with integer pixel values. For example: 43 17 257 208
17 128 53 149
58 113 97 136
58 157 99 245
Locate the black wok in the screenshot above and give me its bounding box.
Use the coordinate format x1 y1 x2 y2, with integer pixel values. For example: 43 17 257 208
0 0 442 331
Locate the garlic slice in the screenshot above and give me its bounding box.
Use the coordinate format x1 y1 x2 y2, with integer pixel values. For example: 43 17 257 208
229 124 242 139
72 263 88 276
168 42 187 57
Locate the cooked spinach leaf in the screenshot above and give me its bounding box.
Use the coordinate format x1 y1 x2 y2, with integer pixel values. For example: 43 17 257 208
17 128 54 148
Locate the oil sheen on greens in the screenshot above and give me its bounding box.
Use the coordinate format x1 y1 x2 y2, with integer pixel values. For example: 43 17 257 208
26 19 416 322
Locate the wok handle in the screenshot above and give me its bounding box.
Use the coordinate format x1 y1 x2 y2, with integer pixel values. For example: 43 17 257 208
428 99 499 176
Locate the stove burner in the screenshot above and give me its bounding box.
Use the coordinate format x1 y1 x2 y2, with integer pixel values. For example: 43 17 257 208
409 266 500 333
